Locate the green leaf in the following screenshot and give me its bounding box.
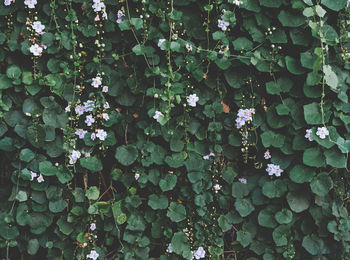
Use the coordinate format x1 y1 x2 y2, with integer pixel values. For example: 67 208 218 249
260 0 283 7
20 148 35 162
16 190 28 202
289 164 316 184
130 18 143 30
278 10 305 27
310 172 333 196
218 215 232 232
303 102 323 125
258 208 278 228
49 199 67 213
6 65 21 79
324 149 347 168
262 180 287 198
272 225 290 246
285 56 307 75
236 230 252 248
132 44 146 55
232 182 249 198
39 161 58 176
115 145 138 166
57 217 74 235
274 209 293 224
0 74 12 89
79 157 103 172
235 198 255 217
232 37 253 51
323 65 338 91
302 234 325 255
27 239 39 255
321 0 347 11
222 166 237 184
148 194 168 210
303 147 325 167
286 191 310 213
167 202 186 222
171 232 191 258
260 131 285 148
86 186 100 200
159 174 177 192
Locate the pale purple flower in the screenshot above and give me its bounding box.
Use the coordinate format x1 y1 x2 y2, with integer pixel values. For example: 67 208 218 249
235 108 255 128
65 105 71 113
316 127 329 139
232 0 243 6
186 43 193 52
32 21 45 35
91 76 102 88
85 115 95 126
158 39 166 48
90 223 96 231
4 0 12 6
117 10 125 23
266 164 283 177
91 133 96 141
104 102 110 109
134 173 140 180
96 129 107 141
213 184 221 192
92 0 105 12
153 110 164 122
87 250 99 260
30 171 37 181
69 150 81 164
264 150 271 159
75 129 87 139
102 86 108 93
305 129 313 141
194 247 206 259
102 113 109 121
75 105 85 115
238 177 247 184
166 244 173 253
37 174 44 183
24 0 37 8
29 44 43 56
218 19 229 31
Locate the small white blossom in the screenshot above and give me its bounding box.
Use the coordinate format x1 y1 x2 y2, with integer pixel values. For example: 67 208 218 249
85 115 95 126
235 108 255 128
238 177 247 184
203 152 215 160
92 0 105 12
134 173 140 180
24 0 37 8
75 105 85 115
87 250 99 260
91 76 102 88
232 0 243 6
218 19 229 31
102 86 108 93
117 10 125 23
75 129 87 139
213 184 221 192
65 105 71 113
186 43 193 52
4 0 12 6
264 150 271 159
32 21 45 35
153 110 164 122
90 223 96 231
96 129 107 141
166 244 173 253
69 150 81 164
187 94 199 107
102 113 109 121
30 171 37 181
266 164 283 177
29 44 43 56
316 127 329 139
305 129 313 141
104 102 110 109
194 247 206 259
37 174 44 183
91 133 96 141
158 38 166 48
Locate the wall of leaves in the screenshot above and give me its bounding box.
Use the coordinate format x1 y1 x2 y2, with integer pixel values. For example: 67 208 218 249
0 0 350 259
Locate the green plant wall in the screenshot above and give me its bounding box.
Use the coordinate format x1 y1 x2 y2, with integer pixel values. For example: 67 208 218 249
0 0 350 259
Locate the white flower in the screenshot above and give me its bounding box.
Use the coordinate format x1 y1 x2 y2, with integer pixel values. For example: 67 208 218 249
102 10 108 19
29 44 43 56
91 76 102 88
85 115 95 126
90 223 96 231
117 10 125 23
187 94 199 107
186 43 193 52
4 0 12 6
65 105 71 113
87 250 99 260
102 86 108 92
32 21 45 35
24 0 37 8
238 177 247 184
166 244 173 253
102 113 109 121
69 150 81 164
203 152 215 160
30 171 37 181
264 150 271 159
75 129 87 139
158 38 166 48
316 127 329 139
194 247 205 259
213 184 221 192
218 19 229 31
305 129 313 141
75 105 85 115
84 100 95 112
153 110 164 122
266 164 283 177
104 102 110 109
37 174 44 183
134 173 140 180
96 129 107 141
92 0 105 12
232 0 243 6
91 133 96 141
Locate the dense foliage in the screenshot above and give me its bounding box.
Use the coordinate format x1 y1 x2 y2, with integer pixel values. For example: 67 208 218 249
1 0 350 259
